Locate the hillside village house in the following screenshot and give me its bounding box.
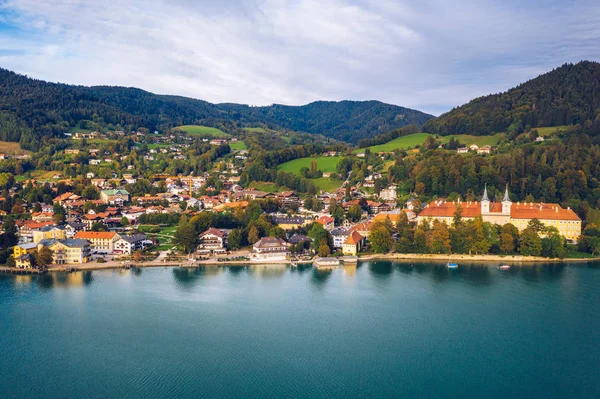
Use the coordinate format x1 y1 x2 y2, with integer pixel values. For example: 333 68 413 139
74 231 121 253
272 216 309 230
252 237 291 261
331 228 350 249
417 186 582 241
32 226 66 243
100 189 130 205
198 228 227 250
379 187 397 202
43 239 91 264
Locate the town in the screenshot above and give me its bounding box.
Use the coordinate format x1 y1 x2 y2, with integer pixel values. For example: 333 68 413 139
0 126 585 272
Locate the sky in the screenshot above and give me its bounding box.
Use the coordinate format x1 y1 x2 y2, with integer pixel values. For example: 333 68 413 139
0 0 599 116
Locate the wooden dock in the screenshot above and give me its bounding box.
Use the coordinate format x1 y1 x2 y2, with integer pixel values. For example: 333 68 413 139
0 266 44 275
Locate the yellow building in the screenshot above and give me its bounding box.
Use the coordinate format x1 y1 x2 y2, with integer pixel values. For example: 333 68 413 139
32 226 66 244
417 186 582 241
74 231 121 253
15 254 34 269
342 231 365 256
13 242 38 258
44 239 91 264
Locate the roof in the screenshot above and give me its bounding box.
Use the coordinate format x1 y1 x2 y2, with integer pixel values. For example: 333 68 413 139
74 231 118 240
331 228 350 237
418 200 581 221
200 228 225 238
316 216 334 225
273 217 306 225
288 234 311 244
16 242 38 250
253 237 290 249
119 233 148 243
344 231 364 245
277 191 298 198
102 189 130 196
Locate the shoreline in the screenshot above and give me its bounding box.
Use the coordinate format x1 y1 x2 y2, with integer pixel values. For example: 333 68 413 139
1 252 596 274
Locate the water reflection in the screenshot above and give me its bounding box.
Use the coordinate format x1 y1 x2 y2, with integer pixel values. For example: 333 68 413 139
368 262 393 278
310 268 331 288
248 264 286 278
36 271 94 289
172 267 206 289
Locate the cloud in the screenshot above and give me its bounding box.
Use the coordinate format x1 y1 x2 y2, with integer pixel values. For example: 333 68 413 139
0 0 599 115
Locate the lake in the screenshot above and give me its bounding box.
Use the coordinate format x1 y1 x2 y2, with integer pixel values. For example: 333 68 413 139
1 261 599 398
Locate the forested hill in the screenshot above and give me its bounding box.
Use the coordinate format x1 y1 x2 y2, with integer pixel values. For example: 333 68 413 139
423 61 600 137
0 67 432 149
218 101 433 143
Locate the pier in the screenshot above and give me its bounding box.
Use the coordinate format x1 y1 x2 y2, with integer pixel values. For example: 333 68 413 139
0 266 44 275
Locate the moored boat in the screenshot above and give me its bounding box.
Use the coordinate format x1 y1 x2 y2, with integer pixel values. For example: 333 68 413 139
498 264 511 270
447 261 458 269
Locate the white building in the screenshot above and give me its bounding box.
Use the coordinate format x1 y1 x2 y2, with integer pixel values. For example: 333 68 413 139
252 237 290 261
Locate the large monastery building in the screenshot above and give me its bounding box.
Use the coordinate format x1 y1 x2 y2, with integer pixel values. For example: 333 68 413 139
416 186 581 241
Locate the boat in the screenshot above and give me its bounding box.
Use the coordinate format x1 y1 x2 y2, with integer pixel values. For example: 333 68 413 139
446 261 458 269
498 264 511 270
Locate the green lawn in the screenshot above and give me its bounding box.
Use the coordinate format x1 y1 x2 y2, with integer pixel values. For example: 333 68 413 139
139 225 177 251
277 156 341 174
229 141 247 150
354 133 432 154
533 126 570 137
243 127 266 133
312 178 343 192
249 182 287 193
173 125 230 137
354 132 505 154
441 133 504 147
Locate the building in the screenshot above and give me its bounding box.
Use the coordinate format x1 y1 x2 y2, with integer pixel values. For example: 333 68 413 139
13 242 38 260
477 145 492 155
74 231 121 253
416 186 582 240
113 234 151 255
32 226 66 244
457 147 468 154
277 191 301 208
316 215 335 231
272 216 309 230
198 228 227 250
379 187 397 202
252 237 290 261
41 239 91 264
331 228 350 249
100 189 130 205
15 254 34 269
342 231 365 255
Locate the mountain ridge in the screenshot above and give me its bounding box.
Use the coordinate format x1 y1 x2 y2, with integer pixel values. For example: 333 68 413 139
0 67 433 149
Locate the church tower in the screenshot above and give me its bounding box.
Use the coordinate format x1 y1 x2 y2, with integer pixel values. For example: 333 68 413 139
481 185 490 214
502 185 512 215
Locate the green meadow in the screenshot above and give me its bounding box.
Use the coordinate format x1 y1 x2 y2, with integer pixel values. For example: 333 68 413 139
277 156 341 174
173 125 230 137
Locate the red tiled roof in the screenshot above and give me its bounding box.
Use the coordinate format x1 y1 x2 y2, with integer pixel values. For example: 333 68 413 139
344 231 363 245
418 200 580 221
75 231 117 240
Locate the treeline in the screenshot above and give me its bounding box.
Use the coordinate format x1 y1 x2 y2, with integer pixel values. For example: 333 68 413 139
387 133 600 218
424 61 600 138
369 214 568 258
357 124 420 148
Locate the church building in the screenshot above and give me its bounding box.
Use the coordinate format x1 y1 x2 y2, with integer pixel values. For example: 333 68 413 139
416 186 581 241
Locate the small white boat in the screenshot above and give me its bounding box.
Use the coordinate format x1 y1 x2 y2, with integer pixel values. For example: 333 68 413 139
498 264 511 270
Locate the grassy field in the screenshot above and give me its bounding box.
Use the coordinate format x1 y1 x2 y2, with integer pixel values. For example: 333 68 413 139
138 225 177 251
229 141 247 150
173 125 230 137
0 141 30 155
277 156 341 174
136 143 171 149
15 170 63 182
312 177 343 192
249 182 287 193
354 132 505 154
441 133 504 147
533 126 570 136
243 127 266 133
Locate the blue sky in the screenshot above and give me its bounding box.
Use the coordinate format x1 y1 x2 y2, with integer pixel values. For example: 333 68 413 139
0 0 599 115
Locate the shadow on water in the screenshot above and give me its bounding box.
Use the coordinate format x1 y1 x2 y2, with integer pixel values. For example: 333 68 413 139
459 264 493 286
519 263 566 283
36 271 94 289
310 268 331 289
290 264 312 275
368 261 393 279
172 267 206 289
226 266 246 276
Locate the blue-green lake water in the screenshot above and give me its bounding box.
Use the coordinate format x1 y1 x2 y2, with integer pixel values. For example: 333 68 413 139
1 261 600 398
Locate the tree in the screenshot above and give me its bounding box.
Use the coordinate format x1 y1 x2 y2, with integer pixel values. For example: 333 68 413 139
541 227 566 258
499 223 519 254
228 228 243 250
370 223 394 254
430 220 451 254
248 226 260 244
318 243 331 257
173 216 198 254
35 247 54 268
308 223 332 252
519 227 542 256
82 185 100 200
348 204 362 222
133 250 143 262
120 217 129 227
470 217 490 255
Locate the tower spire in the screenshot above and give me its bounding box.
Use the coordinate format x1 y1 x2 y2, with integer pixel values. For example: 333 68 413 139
503 184 511 202
481 184 489 202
